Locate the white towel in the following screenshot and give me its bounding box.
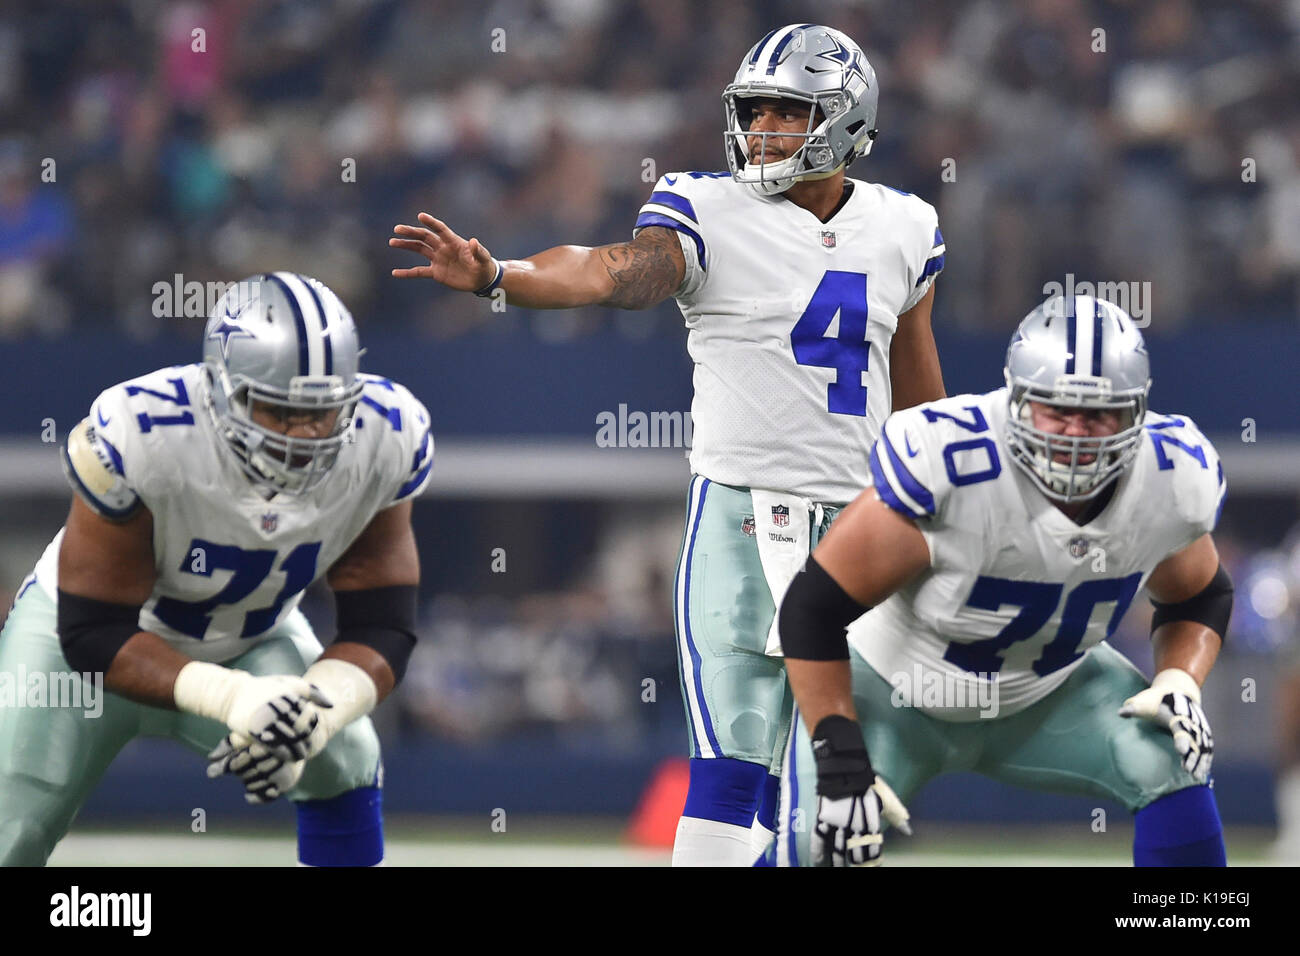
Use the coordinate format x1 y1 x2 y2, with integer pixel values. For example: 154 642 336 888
750 489 824 657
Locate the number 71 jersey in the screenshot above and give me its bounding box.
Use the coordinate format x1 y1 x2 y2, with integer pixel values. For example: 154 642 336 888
635 173 944 503
33 364 434 663
850 389 1226 719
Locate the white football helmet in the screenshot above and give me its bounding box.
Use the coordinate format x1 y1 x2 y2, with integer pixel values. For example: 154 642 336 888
201 273 363 496
723 23 879 196
1004 295 1151 503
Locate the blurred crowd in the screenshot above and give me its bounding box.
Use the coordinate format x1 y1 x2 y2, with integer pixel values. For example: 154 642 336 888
2 0 1300 340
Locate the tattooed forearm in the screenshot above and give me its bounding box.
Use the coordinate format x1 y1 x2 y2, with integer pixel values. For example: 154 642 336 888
597 227 685 309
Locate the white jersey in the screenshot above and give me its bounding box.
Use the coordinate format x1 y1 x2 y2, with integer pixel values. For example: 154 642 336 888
635 172 944 504
34 364 433 663
850 389 1225 720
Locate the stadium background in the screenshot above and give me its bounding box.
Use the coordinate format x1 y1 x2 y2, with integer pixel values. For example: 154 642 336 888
0 0 1297 865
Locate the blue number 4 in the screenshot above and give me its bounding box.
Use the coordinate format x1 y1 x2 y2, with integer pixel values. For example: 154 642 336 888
945 573 1142 677
791 271 871 417
153 540 321 640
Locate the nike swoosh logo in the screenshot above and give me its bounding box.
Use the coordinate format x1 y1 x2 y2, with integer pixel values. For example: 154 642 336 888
96 407 110 427
664 175 677 186
904 433 918 457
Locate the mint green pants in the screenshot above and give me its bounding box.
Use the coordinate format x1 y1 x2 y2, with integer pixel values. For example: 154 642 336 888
0 583 381 865
673 475 838 769
775 642 1203 865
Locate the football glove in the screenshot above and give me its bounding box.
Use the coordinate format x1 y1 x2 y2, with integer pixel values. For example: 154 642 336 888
1119 668 1214 783
207 733 305 804
810 715 912 867
173 662 333 763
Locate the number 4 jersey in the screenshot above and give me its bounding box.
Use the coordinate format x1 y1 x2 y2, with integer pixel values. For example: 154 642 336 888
635 172 944 504
851 388 1226 720
32 364 434 663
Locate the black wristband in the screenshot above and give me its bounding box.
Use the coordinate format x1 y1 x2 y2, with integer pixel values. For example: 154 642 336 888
473 259 504 297
57 589 142 675
811 714 875 799
334 585 418 683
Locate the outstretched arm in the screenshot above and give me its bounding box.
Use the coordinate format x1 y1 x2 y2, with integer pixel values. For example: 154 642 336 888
390 214 685 310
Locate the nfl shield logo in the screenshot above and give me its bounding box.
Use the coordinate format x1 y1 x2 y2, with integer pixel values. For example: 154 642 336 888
771 505 790 528
741 515 755 537
261 512 278 533
1068 536 1090 559
820 230 837 248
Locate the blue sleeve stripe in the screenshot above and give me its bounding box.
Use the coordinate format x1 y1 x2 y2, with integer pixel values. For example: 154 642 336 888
881 429 936 514
99 433 126 478
934 226 943 246
396 456 433 501
915 252 945 287
634 212 707 270
647 191 698 223
869 444 927 519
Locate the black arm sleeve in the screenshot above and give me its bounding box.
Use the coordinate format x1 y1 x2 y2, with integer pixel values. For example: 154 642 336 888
1151 563 1233 644
57 589 142 675
333 585 419 683
778 557 870 661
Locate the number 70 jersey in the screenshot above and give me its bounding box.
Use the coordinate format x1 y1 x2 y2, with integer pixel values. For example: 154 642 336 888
635 173 944 503
32 363 434 664
850 389 1226 719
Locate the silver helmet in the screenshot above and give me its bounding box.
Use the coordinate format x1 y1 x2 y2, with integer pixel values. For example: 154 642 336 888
723 23 879 196
1004 295 1151 503
201 273 363 496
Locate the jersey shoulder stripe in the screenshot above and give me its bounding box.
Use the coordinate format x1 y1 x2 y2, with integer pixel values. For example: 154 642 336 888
870 413 937 519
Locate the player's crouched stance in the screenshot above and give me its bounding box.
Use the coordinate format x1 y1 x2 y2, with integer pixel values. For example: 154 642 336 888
0 273 434 866
776 295 1231 866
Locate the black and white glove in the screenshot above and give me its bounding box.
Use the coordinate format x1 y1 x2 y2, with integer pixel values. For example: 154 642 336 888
173 663 334 763
1119 668 1214 783
810 715 912 867
207 733 305 804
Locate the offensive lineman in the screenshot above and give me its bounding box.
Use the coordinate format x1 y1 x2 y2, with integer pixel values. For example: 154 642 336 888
390 23 947 866
777 295 1231 866
0 273 433 866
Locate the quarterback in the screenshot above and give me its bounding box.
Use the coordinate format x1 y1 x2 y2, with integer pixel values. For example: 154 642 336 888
777 294 1231 866
0 273 434 866
390 23 947 865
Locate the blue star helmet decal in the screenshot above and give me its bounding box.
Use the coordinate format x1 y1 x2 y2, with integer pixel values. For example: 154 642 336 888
207 299 257 359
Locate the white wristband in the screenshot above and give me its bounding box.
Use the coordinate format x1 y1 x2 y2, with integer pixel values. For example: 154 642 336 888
173 661 248 722
302 659 377 735
1151 667 1201 704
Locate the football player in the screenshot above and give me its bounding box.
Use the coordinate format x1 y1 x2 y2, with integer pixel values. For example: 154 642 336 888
777 294 1231 866
0 273 433 866
390 23 947 866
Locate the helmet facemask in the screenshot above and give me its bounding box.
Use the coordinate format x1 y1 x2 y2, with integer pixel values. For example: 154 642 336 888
1004 373 1148 504
203 361 362 497
723 89 874 196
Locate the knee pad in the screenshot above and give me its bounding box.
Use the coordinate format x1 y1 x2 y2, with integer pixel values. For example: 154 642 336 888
297 786 384 867
682 757 767 827
1134 786 1226 867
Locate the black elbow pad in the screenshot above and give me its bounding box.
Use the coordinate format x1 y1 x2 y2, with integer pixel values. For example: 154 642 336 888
333 585 419 683
778 558 869 661
1151 564 1233 644
57 589 142 675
